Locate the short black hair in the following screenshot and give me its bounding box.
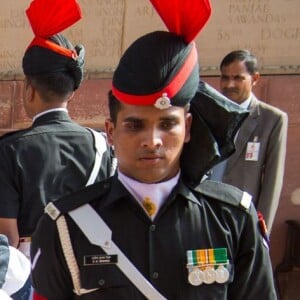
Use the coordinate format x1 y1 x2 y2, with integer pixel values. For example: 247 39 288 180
26 72 75 103
220 50 258 75
108 90 122 124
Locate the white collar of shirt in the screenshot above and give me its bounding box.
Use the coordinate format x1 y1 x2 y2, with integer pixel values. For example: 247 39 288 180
118 170 180 219
239 95 252 110
32 108 68 123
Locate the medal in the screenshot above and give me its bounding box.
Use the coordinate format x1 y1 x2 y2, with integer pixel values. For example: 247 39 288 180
215 265 230 283
186 248 230 285
188 268 204 286
203 266 216 284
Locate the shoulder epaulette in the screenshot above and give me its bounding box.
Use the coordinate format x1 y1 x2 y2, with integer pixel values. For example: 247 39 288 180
45 177 112 220
194 179 252 212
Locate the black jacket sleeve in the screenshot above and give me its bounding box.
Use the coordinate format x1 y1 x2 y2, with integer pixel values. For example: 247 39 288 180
31 215 74 299
228 203 277 300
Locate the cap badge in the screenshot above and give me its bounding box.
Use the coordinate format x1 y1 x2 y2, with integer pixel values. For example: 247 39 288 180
154 93 171 110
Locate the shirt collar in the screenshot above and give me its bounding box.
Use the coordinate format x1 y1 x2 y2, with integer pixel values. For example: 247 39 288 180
99 174 202 214
118 170 180 219
32 108 68 123
239 94 252 110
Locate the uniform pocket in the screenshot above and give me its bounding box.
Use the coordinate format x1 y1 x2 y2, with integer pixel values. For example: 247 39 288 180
79 263 130 289
78 264 141 299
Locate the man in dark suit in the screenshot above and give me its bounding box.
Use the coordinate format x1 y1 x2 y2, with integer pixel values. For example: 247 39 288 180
210 50 288 231
0 0 113 253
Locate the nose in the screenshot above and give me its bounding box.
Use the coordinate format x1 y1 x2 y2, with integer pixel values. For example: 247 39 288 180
223 78 236 89
141 128 163 149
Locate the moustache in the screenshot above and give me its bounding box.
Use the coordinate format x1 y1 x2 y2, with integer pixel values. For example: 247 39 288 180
223 88 239 94
139 149 164 157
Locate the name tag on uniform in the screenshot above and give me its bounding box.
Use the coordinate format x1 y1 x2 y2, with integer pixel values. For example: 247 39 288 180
84 254 118 266
245 141 260 161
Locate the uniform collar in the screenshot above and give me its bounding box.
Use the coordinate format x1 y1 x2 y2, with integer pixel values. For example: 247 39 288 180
177 178 203 206
32 109 71 126
117 170 180 219
100 175 201 211
32 108 68 122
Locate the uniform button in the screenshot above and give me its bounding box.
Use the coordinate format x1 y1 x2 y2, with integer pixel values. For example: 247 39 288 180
152 272 159 279
150 225 156 231
98 279 105 286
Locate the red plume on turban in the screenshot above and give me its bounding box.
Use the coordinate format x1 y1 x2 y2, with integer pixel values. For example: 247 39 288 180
23 0 85 90
26 0 82 38
150 0 212 43
112 0 212 108
25 0 82 58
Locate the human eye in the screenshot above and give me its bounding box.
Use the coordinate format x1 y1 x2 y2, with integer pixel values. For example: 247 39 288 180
234 75 246 82
124 120 143 131
160 118 178 130
220 75 229 81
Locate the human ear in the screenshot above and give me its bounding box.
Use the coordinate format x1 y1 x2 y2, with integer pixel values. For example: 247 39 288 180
67 91 75 102
105 118 115 145
184 113 192 143
23 79 34 103
252 72 260 86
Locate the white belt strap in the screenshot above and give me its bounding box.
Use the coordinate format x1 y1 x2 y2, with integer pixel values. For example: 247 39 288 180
69 204 167 300
86 129 108 186
55 129 108 295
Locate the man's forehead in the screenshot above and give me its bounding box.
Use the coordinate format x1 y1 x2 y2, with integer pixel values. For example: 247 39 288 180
221 60 249 74
118 103 185 119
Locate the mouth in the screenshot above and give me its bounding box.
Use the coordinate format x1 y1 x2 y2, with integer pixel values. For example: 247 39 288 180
138 153 164 164
139 155 162 160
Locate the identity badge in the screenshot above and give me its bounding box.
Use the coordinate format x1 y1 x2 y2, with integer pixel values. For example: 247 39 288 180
245 137 260 161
